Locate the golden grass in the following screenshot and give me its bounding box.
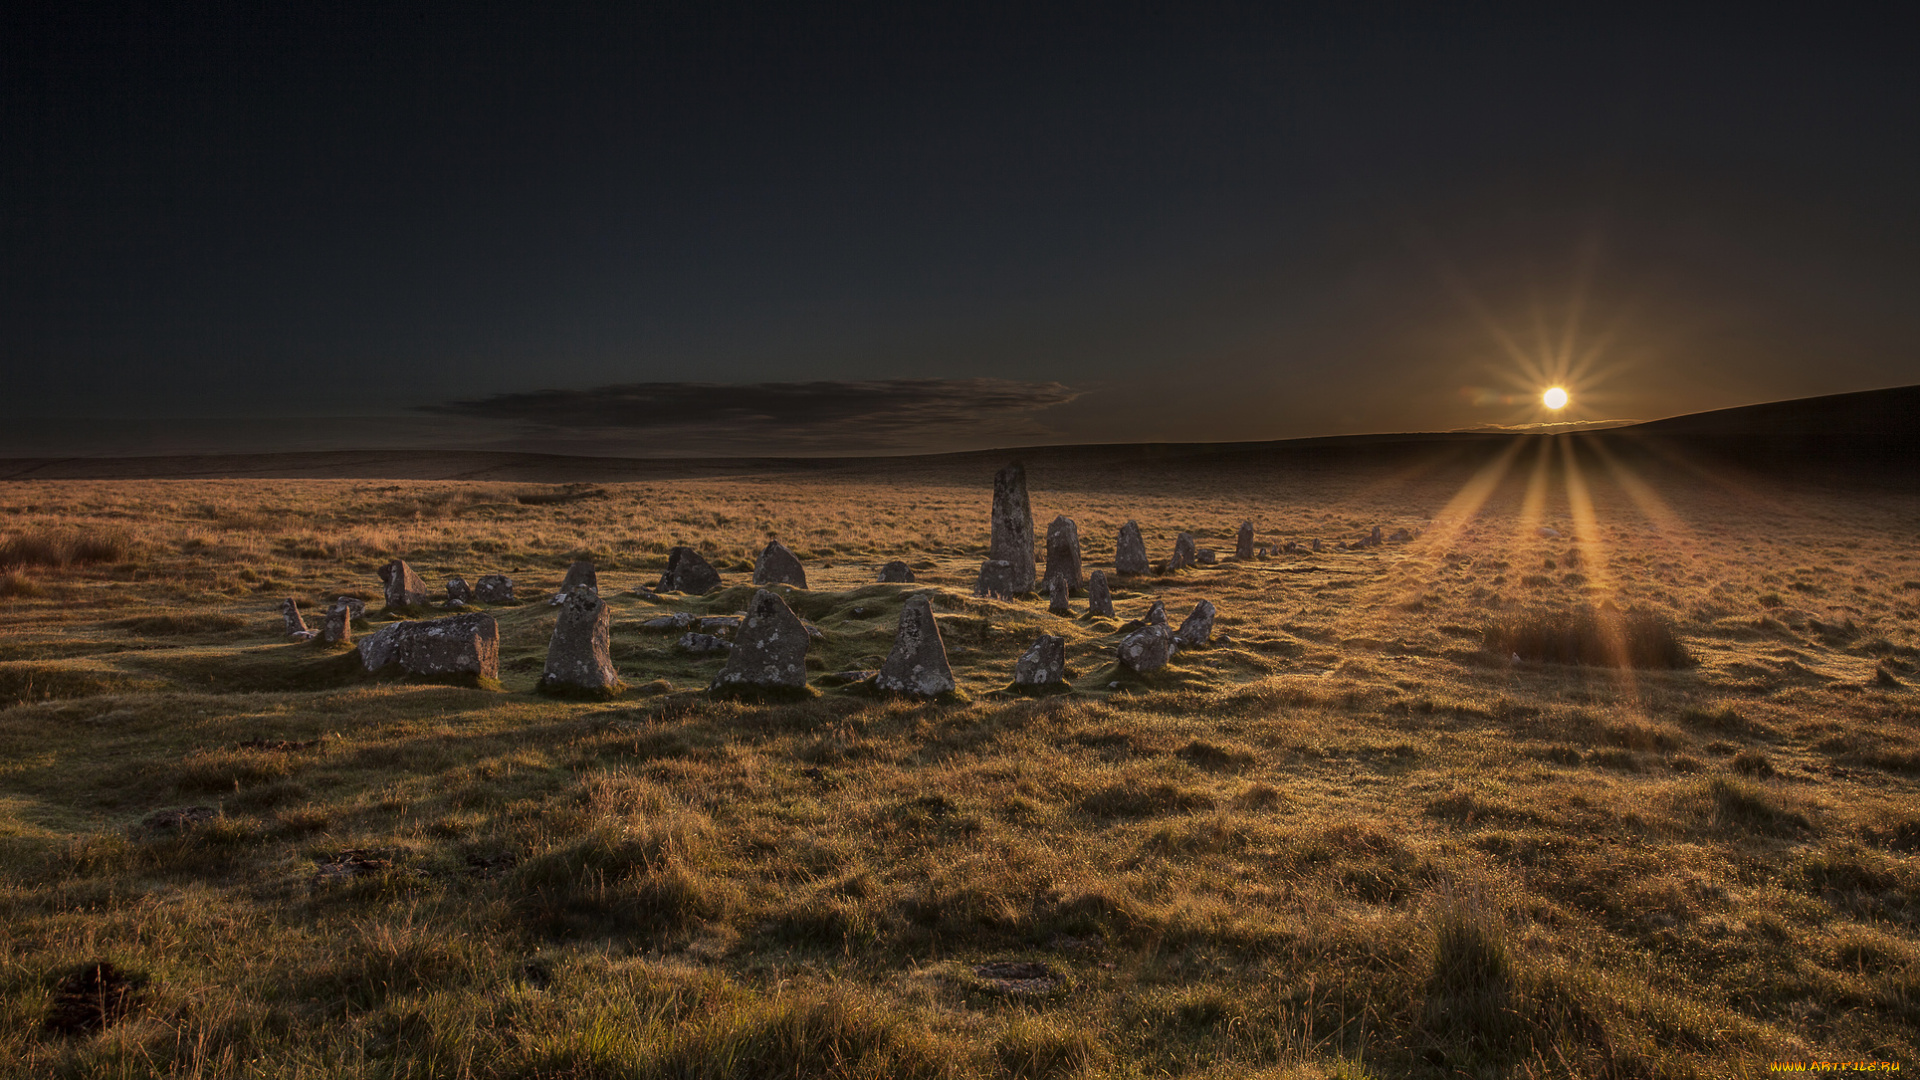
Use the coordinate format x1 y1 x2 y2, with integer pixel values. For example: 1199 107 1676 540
0 445 1916 1077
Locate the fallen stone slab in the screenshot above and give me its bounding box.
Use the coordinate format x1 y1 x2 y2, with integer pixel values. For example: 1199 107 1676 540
379 560 430 609
1196 548 1216 564
878 560 916 583
658 547 723 594
876 594 955 697
640 612 697 631
541 589 622 695
358 613 500 682
710 590 809 693
753 540 808 589
1013 633 1068 687
677 632 732 654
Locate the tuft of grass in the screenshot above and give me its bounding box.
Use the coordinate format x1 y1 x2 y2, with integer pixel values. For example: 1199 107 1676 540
0 570 44 597
0 526 131 569
1425 887 1519 1059
1485 607 1691 668
1695 776 1810 837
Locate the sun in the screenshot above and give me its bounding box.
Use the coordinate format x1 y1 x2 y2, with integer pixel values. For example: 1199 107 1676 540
1543 386 1570 410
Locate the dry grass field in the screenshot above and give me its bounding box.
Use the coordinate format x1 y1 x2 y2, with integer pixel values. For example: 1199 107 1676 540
1 436 1916 1078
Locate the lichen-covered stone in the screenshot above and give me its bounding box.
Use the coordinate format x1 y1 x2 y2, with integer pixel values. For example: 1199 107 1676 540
1115 520 1149 576
876 594 955 697
1174 599 1216 648
677 632 732 654
474 575 515 603
975 559 1018 600
1014 633 1068 686
379 560 429 609
753 540 808 589
641 612 697 631
541 589 621 693
1043 515 1081 592
322 602 353 645
1145 600 1167 625
359 613 499 681
658 547 723 595
1049 575 1073 616
1235 522 1254 560
1087 570 1115 618
989 462 1036 593
1166 533 1197 572
1117 623 1176 672
281 598 307 637
878 560 916 583
446 577 474 604
333 596 368 619
710 590 808 691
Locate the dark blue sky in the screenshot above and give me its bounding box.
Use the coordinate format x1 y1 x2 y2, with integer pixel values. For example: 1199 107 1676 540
4 7 1915 454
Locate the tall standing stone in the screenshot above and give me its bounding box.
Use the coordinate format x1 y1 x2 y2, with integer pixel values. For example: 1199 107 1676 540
323 602 353 645
878 560 916 583
753 540 808 589
281 598 307 637
1087 570 1115 618
542 589 621 694
1043 515 1082 592
1235 522 1255 560
1311 538 1323 554
379 560 429 609
559 561 597 596
1174 600 1216 648
1369 525 1383 547
1115 521 1150 576
1048 575 1073 616
1166 533 1198 572
1013 634 1068 687
658 547 723 594
988 462 1036 593
876 594 955 697
710 590 809 693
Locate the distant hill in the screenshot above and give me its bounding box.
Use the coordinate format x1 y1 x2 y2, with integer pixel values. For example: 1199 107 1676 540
1628 383 1920 438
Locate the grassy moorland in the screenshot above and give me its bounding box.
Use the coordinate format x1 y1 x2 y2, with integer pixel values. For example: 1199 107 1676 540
0 437 1916 1078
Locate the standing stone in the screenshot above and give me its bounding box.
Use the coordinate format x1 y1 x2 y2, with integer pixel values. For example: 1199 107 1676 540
559 561 598 597
359 613 499 681
1049 575 1073 616
1087 570 1115 618
322 602 353 645
474 575 515 603
1118 623 1176 672
1145 600 1168 626
1166 533 1198 572
379 560 429 609
988 462 1036 593
334 596 367 619
541 589 621 694
1115 520 1150 576
1369 525 1383 547
1043 515 1082 592
710 590 808 692
1236 522 1255 560
1014 634 1068 687
753 540 808 589
1311 538 1323 554
446 577 474 604
1196 548 1217 564
878 560 916 583
876 594 955 697
1174 600 1216 648
975 559 1018 600
658 547 723 594
281 598 307 637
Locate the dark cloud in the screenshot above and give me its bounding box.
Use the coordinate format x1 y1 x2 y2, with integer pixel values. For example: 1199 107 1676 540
422 379 1085 455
